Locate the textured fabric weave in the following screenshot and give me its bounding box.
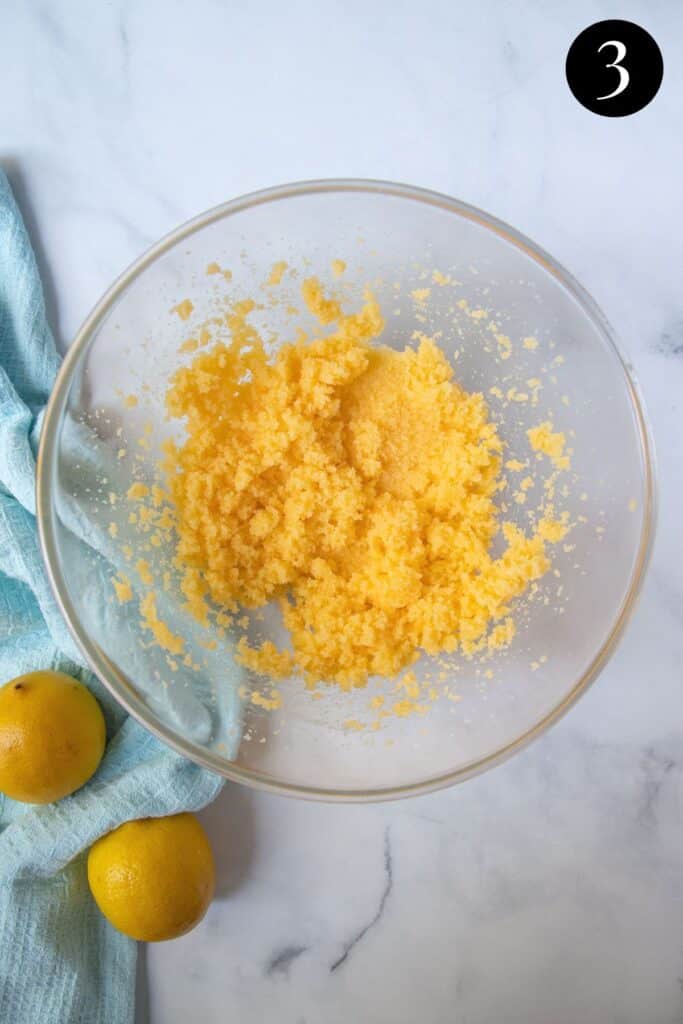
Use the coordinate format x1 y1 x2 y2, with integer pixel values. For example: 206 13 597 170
0 170 224 1024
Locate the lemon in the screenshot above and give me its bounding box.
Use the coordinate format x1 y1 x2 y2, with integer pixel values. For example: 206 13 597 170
87 813 215 942
0 670 106 804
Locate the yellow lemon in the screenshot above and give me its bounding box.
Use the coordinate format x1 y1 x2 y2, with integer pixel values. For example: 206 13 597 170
87 813 215 942
0 670 106 804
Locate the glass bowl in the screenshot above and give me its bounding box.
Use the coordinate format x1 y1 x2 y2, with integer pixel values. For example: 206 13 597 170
37 180 654 801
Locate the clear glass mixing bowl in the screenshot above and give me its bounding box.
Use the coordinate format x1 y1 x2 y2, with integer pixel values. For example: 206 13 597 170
37 180 654 801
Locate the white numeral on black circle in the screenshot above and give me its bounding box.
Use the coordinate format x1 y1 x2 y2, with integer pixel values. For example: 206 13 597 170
596 40 630 99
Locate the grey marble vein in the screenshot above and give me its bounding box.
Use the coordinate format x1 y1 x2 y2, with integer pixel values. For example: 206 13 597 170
266 945 308 977
637 746 677 826
330 827 393 973
32 0 71 55
118 12 131 91
654 320 683 358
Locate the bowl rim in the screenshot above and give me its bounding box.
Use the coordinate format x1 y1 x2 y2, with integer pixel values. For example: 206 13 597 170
36 177 656 802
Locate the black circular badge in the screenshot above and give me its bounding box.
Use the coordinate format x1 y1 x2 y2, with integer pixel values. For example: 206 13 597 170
566 20 663 116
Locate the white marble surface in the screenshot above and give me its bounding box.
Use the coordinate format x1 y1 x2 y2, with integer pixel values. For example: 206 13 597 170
3 1 683 1021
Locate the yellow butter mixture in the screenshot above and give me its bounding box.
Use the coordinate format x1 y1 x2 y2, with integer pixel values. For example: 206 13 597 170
162 279 566 689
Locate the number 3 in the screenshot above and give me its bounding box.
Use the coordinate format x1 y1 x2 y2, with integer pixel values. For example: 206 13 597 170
597 40 630 100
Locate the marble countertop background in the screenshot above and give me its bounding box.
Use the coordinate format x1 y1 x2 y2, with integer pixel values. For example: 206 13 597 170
2 2 682 1021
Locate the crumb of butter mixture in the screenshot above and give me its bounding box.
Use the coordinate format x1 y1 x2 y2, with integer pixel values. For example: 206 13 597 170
250 689 283 711
112 574 132 604
266 261 288 286
140 593 184 655
163 277 565 689
171 299 194 321
527 421 570 471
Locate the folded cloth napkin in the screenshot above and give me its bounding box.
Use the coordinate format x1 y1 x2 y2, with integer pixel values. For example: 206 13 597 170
0 170 224 1024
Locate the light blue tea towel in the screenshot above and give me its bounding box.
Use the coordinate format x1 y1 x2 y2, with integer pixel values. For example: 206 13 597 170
0 169 224 1024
